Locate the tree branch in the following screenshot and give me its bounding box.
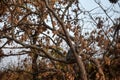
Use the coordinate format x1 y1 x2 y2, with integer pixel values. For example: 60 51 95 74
0 36 68 64
44 0 87 80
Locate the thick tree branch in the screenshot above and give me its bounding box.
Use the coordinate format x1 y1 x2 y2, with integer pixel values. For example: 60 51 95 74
0 36 68 64
44 0 87 80
82 54 105 80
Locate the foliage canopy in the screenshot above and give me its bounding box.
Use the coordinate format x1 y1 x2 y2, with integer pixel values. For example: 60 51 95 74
0 0 120 80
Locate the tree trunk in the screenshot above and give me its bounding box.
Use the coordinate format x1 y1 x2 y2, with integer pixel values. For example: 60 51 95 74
32 53 38 80
32 30 39 80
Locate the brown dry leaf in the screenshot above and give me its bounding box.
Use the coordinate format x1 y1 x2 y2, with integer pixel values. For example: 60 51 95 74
14 18 19 25
98 30 102 35
104 56 111 65
81 40 88 48
52 21 56 26
49 0 56 8
96 72 100 79
0 49 4 57
42 72 49 77
16 7 21 13
53 77 57 80
53 30 58 35
116 43 120 49
0 2 7 15
86 47 91 51
104 40 109 48
20 34 28 41
115 49 120 54
12 0 17 4
8 16 11 23
42 12 48 20
37 0 45 10
67 73 74 80
18 0 23 5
